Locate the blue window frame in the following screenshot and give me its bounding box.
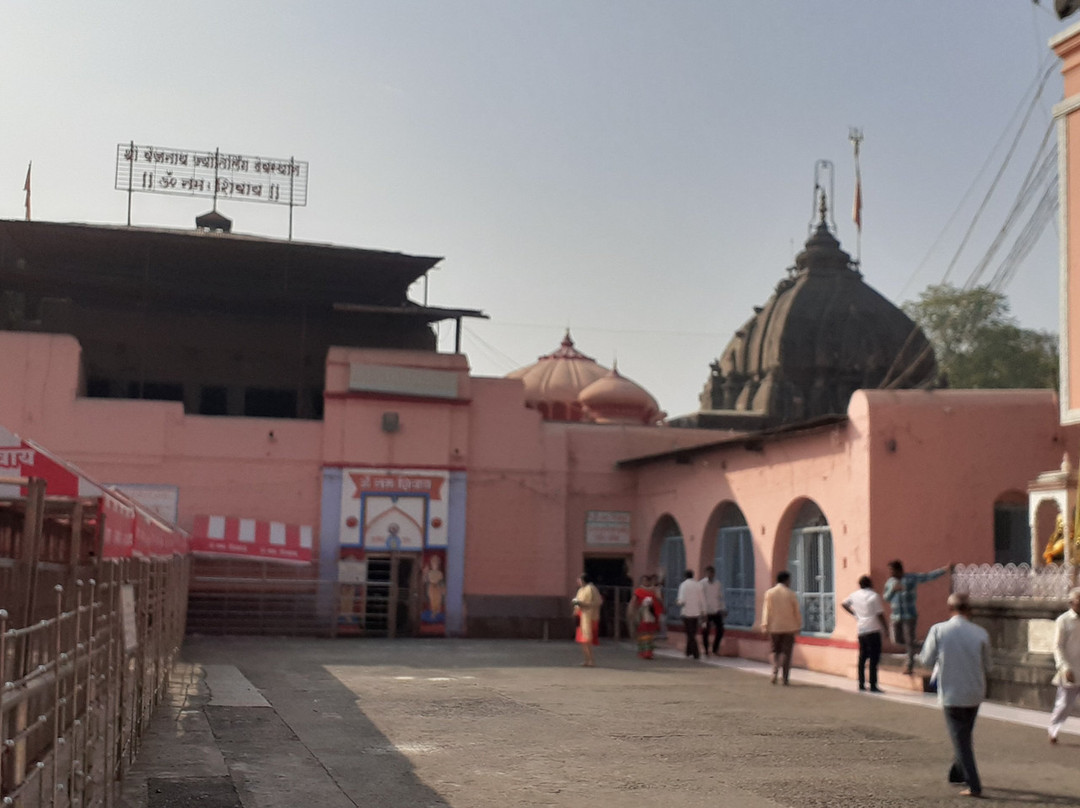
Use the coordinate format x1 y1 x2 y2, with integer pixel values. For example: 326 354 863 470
788 523 834 635
714 525 755 628
660 533 685 624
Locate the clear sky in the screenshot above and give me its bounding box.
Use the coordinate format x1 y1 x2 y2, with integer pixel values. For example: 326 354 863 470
0 2 1070 416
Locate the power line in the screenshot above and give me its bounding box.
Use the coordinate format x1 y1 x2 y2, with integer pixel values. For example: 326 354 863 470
899 52 1058 297
962 122 1057 289
942 61 1057 284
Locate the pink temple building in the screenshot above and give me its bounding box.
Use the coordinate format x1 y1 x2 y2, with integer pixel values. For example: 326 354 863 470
0 201 1067 688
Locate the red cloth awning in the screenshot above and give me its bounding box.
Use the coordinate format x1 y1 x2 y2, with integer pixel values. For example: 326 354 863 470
0 425 188 558
190 514 313 564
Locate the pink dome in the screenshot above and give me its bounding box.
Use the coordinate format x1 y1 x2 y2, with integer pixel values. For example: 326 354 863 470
579 366 664 425
506 331 610 421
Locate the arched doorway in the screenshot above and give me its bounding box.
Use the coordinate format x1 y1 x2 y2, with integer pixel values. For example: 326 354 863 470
654 515 685 624
994 491 1030 565
787 500 834 634
712 504 755 628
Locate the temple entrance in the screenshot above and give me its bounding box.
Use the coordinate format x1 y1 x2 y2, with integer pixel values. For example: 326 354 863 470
365 553 421 637
584 556 632 638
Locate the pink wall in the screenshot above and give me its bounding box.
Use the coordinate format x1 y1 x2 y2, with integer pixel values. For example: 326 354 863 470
632 389 1067 647
461 377 721 597
0 332 323 529
0 329 1068 673
1055 24 1080 423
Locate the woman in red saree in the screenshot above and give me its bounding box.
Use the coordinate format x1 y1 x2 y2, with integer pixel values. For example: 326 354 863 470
633 575 664 659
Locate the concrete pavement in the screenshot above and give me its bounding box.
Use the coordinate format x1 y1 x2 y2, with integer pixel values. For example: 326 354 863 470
121 637 1080 807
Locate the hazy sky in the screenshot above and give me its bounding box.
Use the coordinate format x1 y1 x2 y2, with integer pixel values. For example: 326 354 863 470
0 2 1070 416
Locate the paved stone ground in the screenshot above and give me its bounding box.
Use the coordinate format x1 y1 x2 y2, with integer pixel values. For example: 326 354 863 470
122 637 1080 808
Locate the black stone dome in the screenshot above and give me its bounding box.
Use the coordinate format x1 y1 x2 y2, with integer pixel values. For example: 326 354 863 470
698 216 938 426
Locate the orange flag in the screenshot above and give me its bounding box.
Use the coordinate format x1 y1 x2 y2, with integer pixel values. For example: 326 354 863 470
23 162 31 221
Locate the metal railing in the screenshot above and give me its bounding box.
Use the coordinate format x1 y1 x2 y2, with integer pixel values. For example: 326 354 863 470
186 575 326 636
952 562 1075 599
1 555 189 808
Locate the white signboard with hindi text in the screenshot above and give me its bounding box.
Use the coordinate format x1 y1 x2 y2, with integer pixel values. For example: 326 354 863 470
585 510 632 546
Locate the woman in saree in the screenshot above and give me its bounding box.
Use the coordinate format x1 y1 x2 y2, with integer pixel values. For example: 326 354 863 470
633 574 663 659
572 573 603 667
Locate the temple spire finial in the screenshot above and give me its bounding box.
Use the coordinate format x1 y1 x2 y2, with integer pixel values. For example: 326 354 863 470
810 158 835 236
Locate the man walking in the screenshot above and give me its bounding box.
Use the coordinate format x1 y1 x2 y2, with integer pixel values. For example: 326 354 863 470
1049 588 1080 744
918 593 990 799
699 565 727 657
761 571 801 685
841 575 889 693
884 559 953 674
676 569 707 660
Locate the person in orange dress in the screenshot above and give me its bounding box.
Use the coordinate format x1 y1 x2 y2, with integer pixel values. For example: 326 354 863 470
572 573 603 667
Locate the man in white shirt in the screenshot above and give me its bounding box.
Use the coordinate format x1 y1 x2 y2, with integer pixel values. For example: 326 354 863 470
676 569 708 660
841 575 889 693
1049 587 1080 744
918 593 991 799
699 565 727 657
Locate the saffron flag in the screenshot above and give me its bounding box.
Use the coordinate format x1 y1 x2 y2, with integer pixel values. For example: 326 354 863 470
23 162 31 222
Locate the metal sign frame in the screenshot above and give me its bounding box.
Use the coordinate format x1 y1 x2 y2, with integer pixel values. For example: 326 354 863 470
115 142 309 237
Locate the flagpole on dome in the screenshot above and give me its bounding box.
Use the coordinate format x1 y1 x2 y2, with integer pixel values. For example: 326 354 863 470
849 127 863 266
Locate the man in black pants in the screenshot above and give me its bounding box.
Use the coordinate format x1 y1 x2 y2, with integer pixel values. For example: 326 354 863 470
676 569 707 660
699 565 727 657
841 575 889 693
918 593 990 798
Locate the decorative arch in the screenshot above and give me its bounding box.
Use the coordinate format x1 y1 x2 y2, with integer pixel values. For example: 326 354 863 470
785 499 835 635
1033 497 1063 567
993 490 1030 565
702 501 755 628
650 514 685 624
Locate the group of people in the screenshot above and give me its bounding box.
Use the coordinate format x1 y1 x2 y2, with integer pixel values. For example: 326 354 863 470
755 560 953 691
572 568 729 665
573 565 1080 800
836 559 952 692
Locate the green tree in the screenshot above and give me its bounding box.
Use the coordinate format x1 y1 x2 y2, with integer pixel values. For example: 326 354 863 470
902 283 1058 389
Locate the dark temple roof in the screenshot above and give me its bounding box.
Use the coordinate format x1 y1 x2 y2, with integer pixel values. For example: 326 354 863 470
0 220 445 313
687 209 937 429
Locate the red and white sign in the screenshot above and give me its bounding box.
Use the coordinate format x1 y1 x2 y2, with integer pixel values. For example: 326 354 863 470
190 514 314 563
0 426 187 558
0 428 101 498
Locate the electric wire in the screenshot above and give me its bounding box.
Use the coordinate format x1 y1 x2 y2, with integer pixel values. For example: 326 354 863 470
880 57 1060 389
988 176 1058 291
962 121 1057 289
942 61 1057 284
898 50 1058 297
462 325 527 373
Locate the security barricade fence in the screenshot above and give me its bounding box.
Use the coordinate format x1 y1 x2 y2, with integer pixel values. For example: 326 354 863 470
186 558 326 637
0 474 190 808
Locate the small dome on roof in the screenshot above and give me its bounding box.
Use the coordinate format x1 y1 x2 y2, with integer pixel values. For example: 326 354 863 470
579 366 664 425
506 331 610 421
